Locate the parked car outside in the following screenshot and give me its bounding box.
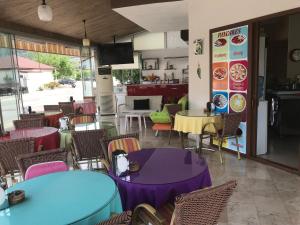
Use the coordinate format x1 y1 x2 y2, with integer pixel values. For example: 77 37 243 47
58 78 76 88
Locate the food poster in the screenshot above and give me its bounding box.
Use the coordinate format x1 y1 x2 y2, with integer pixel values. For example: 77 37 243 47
212 91 228 113
211 25 248 154
212 62 228 90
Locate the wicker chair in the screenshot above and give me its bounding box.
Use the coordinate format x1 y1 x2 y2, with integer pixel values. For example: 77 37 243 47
44 105 60 112
101 133 140 162
16 148 68 179
71 129 107 170
199 112 242 164
97 211 132 225
0 138 35 178
20 113 45 120
13 118 44 129
98 181 237 225
59 102 75 116
165 104 182 144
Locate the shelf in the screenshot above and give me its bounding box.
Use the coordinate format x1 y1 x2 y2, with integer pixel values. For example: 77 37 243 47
164 56 188 59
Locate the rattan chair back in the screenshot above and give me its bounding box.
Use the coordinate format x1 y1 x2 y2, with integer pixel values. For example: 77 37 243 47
165 104 182 118
0 138 35 176
72 129 107 161
59 102 74 116
13 118 44 129
70 114 95 125
101 133 139 161
20 113 45 120
222 113 242 136
97 211 132 225
174 180 237 225
16 148 67 179
44 105 60 112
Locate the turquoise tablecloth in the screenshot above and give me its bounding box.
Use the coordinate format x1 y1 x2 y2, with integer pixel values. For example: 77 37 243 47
0 171 123 225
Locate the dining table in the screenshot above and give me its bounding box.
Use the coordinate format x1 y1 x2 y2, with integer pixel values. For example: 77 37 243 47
9 127 59 151
0 171 123 225
73 100 96 114
44 111 63 128
174 110 222 148
110 148 212 210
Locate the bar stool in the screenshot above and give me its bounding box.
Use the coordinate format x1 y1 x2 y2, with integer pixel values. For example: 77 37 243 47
125 113 146 131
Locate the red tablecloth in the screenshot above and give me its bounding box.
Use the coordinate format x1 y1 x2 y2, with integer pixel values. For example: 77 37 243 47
45 112 64 128
73 101 96 114
9 127 59 151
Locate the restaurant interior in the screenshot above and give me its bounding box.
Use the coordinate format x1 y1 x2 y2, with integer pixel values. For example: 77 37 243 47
0 1 300 225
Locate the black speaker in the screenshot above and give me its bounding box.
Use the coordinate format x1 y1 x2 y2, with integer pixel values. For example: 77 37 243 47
180 30 189 42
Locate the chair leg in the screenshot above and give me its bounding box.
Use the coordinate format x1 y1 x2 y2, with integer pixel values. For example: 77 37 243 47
155 130 159 137
125 116 128 131
143 116 146 128
199 134 203 154
130 116 133 128
218 138 224 164
138 116 142 131
168 129 172 144
236 136 241 160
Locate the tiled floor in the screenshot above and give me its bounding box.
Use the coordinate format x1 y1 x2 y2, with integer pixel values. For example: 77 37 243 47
115 116 300 225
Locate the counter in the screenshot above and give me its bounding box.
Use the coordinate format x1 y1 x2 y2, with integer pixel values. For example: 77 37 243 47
126 83 188 104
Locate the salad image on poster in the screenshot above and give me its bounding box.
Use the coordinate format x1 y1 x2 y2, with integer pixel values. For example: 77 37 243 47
212 91 228 113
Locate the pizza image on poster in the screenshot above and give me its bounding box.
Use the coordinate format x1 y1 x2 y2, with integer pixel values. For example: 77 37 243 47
212 62 228 90
229 60 248 91
212 91 228 113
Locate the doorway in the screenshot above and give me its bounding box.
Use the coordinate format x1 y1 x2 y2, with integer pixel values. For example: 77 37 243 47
255 13 300 170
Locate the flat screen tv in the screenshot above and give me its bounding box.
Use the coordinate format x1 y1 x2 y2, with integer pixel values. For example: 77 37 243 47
98 42 134 65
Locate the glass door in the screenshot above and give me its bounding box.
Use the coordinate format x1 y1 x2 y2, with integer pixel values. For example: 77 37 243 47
0 33 22 131
80 47 95 97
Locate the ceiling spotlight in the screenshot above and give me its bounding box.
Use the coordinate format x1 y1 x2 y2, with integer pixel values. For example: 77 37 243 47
38 0 53 22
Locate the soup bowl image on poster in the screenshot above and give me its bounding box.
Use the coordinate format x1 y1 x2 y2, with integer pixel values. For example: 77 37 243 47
230 93 246 112
212 91 228 113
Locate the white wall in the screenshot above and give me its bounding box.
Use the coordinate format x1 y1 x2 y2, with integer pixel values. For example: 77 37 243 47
21 71 54 93
187 0 300 110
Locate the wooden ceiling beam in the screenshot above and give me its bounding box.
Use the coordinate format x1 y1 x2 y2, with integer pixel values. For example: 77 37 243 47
111 0 182 9
0 19 82 46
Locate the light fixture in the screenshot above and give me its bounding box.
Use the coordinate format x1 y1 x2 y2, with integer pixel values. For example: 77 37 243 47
82 19 90 47
38 0 53 22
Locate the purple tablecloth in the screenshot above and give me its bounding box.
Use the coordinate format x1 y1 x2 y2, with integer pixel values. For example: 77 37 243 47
110 148 212 210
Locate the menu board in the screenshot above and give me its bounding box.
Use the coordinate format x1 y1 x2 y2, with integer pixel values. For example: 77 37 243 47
211 25 248 153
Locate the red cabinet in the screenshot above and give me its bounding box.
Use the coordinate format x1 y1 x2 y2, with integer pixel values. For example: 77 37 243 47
127 84 188 104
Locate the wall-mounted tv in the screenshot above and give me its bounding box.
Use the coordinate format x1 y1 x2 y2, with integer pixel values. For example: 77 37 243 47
98 42 134 66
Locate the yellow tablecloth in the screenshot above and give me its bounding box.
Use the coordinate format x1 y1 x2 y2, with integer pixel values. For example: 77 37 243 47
174 112 222 134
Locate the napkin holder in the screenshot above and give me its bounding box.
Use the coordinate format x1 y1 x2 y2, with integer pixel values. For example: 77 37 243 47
8 190 25 205
0 187 9 210
112 150 129 177
59 116 69 131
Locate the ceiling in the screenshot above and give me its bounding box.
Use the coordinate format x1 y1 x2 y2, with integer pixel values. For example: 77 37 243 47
113 1 188 32
0 0 144 44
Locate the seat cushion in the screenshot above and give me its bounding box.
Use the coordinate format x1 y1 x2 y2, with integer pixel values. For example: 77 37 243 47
150 111 171 124
25 161 68 180
152 123 172 131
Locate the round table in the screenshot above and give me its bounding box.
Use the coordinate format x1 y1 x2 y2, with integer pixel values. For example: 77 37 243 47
10 127 59 151
110 148 212 210
44 111 63 128
0 171 123 225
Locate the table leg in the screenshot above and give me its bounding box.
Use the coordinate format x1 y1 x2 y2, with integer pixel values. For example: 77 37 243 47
180 132 184 149
138 116 142 131
143 115 146 128
130 116 132 128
